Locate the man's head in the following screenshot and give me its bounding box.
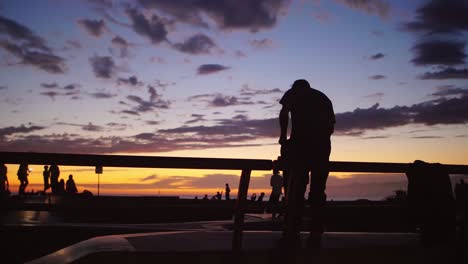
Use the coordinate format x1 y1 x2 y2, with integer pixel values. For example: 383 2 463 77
292 79 310 89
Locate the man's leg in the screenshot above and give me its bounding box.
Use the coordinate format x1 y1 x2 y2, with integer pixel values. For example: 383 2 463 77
283 167 308 244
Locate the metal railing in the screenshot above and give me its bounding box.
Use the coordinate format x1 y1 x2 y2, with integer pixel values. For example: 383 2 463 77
1 151 468 251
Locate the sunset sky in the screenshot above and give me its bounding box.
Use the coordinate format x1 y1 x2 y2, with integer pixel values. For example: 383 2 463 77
0 0 467 200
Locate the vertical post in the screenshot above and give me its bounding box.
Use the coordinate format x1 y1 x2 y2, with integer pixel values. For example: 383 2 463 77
232 169 251 251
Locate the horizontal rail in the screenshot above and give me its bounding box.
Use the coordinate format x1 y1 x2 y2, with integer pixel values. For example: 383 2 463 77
1 151 468 174
0 152 272 171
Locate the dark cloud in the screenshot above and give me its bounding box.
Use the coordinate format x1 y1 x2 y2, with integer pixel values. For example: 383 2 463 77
335 103 409 134
141 175 158 182
363 92 384 100
0 85 7 90
419 67 468 80
77 19 106 37
0 124 45 139
126 8 168 44
57 122 104 132
334 0 390 19
402 0 468 34
39 85 80 100
187 93 256 107
0 15 50 51
431 85 468 98
197 64 230 75
369 74 386 80
369 52 384 60
89 55 115 79
41 82 78 89
250 38 273 49
137 0 289 32
145 120 160 125
123 86 170 114
411 40 466 66
240 86 282 96
185 114 206 124
0 16 66 73
403 1 468 74
121 110 140 116
172 33 216 54
88 92 117 99
118 75 143 86
0 40 66 74
111 36 130 58
41 82 59 89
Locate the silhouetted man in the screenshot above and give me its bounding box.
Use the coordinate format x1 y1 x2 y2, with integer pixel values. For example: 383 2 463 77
43 165 50 192
225 183 231 200
17 163 30 196
0 163 9 194
66 174 78 194
279 79 335 247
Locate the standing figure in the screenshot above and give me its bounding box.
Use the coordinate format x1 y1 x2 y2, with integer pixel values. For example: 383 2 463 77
0 163 9 194
225 183 231 200
269 169 283 218
278 79 335 247
17 163 30 196
49 164 60 194
66 174 78 194
43 165 50 192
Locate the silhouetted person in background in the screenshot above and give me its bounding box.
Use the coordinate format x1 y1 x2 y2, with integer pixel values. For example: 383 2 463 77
258 192 265 202
17 163 30 196
66 174 78 194
203 194 209 200
225 183 231 200
57 179 65 195
216 191 222 200
0 163 9 195
279 79 335 248
42 165 50 192
49 164 60 194
269 169 283 218
250 193 257 201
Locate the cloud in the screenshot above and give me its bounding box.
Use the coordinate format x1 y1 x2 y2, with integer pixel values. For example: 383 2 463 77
77 19 106 37
187 93 257 107
172 33 216 54
0 124 46 139
197 64 230 75
334 0 390 19
118 75 143 86
419 67 468 80
369 74 386 80
0 16 66 73
123 86 171 114
234 50 246 58
0 85 7 90
57 122 104 132
0 15 50 51
137 0 289 32
88 92 117 99
363 92 384 100
126 8 168 44
402 1 468 74
431 85 468 98
240 85 282 96
402 0 468 34
369 52 384 60
111 36 130 58
141 174 158 182
250 38 273 49
89 55 115 78
411 40 466 66
39 84 80 100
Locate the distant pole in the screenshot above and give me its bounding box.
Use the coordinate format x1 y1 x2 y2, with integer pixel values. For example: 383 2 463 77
95 166 103 197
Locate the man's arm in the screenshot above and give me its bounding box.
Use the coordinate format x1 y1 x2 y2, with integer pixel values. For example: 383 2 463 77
279 105 289 145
